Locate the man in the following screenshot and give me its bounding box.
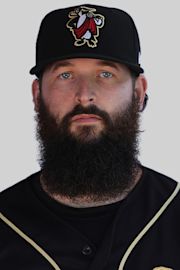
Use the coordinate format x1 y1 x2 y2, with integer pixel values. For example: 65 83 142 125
0 4 179 270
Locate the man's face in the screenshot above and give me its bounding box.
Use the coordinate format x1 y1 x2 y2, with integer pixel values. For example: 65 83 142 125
32 58 147 200
33 58 140 142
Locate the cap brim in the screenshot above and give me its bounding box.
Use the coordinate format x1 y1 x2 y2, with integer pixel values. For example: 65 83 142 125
30 54 144 76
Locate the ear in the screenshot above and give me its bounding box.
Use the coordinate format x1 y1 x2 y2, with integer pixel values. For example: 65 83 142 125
134 75 148 111
32 79 40 112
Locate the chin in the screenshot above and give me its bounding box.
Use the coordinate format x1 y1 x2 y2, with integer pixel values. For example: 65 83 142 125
70 125 104 143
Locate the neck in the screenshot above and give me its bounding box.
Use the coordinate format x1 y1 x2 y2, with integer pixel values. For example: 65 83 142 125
40 167 142 208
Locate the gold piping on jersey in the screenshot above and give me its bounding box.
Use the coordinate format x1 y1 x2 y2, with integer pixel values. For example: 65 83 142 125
118 182 180 270
0 212 61 270
0 182 180 270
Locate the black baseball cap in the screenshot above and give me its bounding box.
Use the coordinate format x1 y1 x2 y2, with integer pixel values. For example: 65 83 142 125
30 4 144 76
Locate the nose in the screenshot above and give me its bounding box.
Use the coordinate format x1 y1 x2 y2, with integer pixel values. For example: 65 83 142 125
75 78 96 106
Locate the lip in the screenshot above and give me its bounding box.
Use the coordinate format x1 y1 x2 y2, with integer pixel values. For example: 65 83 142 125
71 114 102 123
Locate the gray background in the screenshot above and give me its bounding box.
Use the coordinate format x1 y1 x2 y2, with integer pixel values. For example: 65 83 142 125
0 0 179 191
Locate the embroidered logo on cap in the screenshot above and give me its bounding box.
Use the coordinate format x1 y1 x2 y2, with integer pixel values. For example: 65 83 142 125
153 267 173 270
66 6 105 48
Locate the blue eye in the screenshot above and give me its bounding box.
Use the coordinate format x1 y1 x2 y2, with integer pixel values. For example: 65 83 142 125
59 72 72 79
100 71 113 78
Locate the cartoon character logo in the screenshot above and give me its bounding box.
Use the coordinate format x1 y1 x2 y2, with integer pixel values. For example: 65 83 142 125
66 6 105 48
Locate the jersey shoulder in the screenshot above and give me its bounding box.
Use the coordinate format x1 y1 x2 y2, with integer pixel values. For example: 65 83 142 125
0 171 41 210
143 166 179 185
142 166 180 203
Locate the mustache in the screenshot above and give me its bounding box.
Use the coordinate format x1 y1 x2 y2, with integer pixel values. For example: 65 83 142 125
61 104 112 126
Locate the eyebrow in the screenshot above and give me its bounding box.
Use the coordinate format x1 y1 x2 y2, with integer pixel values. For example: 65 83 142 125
50 59 121 72
51 61 74 72
96 60 120 69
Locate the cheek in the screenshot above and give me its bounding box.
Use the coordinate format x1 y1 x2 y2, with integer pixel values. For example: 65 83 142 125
102 84 133 114
41 88 75 119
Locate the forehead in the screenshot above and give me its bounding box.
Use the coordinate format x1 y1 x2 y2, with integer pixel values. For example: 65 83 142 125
44 58 130 73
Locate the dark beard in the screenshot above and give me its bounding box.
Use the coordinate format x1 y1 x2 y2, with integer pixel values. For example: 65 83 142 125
35 94 141 201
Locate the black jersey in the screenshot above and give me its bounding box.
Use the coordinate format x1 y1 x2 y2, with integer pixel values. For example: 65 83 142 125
0 166 180 270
